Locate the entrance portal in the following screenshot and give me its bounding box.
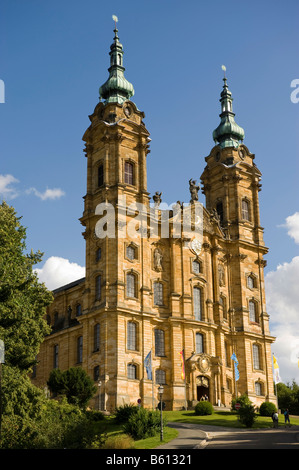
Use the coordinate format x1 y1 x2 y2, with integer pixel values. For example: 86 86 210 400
196 376 209 401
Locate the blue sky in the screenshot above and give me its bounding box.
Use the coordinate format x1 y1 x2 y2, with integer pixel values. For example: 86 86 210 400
0 0 298 383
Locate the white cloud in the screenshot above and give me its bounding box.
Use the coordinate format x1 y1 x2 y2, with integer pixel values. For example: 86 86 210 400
26 187 65 201
0 174 19 199
284 212 299 244
266 212 299 384
35 256 85 290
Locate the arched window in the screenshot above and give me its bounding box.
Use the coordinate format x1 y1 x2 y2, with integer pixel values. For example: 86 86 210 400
255 381 262 396
77 336 83 363
192 260 201 274
124 162 134 185
94 324 100 352
126 273 136 298
252 343 261 370
193 287 202 321
241 199 250 221
126 245 135 261
127 321 137 350
195 333 204 354
76 304 82 316
98 164 104 187
155 369 166 385
155 329 165 357
153 282 163 306
216 201 224 224
249 300 257 322
127 363 137 380
247 275 255 289
93 365 100 381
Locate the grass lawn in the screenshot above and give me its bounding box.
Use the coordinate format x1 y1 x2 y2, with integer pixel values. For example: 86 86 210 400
165 409 299 429
94 409 299 449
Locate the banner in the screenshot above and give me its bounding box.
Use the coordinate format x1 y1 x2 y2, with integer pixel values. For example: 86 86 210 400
180 349 185 380
273 354 282 384
144 350 152 380
231 352 239 381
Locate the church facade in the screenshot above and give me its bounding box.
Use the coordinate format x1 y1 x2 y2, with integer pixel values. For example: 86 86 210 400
32 23 276 411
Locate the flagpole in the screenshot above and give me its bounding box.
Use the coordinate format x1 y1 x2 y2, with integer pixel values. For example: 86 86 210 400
151 349 154 410
273 353 279 411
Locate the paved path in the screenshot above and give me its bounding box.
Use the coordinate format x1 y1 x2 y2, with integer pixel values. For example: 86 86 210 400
156 422 299 450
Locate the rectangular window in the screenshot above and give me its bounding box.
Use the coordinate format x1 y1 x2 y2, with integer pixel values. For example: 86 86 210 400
196 333 203 354
249 300 256 322
124 162 133 185
242 199 250 221
94 324 100 351
96 275 101 300
127 321 137 350
154 282 163 306
127 363 137 379
77 336 83 363
96 247 101 262
98 164 104 187
155 329 165 357
193 287 202 320
93 365 100 381
126 273 136 298
53 344 59 369
253 344 260 369
155 369 166 385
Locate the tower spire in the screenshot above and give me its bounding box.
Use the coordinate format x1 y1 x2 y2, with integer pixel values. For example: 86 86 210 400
99 15 134 105
212 66 245 149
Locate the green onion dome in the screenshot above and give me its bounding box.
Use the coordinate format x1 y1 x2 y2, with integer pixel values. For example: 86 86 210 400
99 26 134 105
213 77 245 148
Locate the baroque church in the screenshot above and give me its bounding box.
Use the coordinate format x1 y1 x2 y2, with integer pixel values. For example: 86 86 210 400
32 21 276 411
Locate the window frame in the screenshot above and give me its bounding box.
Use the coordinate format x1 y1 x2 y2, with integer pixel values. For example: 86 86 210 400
193 286 202 321
155 329 165 357
127 363 137 380
127 321 137 351
153 281 164 306
124 161 134 185
195 332 204 354
77 336 83 364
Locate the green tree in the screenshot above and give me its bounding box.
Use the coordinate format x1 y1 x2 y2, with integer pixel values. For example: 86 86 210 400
47 367 97 409
0 202 52 372
0 202 53 417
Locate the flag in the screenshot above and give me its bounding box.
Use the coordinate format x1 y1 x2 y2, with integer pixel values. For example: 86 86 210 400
231 352 239 381
273 354 282 384
180 349 185 380
144 350 152 380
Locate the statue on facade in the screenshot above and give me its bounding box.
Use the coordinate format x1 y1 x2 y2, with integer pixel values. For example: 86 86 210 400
153 191 162 207
154 248 163 271
189 179 200 203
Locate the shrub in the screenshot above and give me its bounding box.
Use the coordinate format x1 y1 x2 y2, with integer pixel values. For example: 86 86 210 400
194 401 214 416
84 409 105 421
238 404 257 428
231 393 251 411
115 404 139 423
123 407 166 440
259 401 277 417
